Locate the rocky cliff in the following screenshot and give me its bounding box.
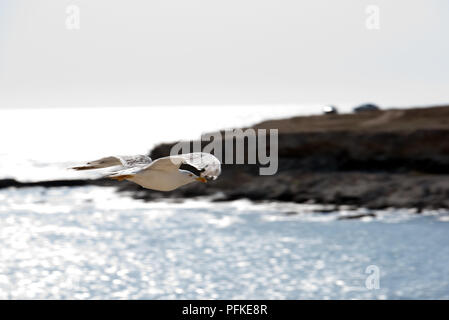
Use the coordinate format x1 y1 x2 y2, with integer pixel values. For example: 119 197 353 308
117 106 449 209
2 105 449 209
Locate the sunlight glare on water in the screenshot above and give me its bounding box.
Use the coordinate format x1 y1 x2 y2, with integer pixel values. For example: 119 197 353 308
1 186 449 299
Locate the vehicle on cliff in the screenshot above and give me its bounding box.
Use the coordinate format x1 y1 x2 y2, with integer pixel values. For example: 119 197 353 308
353 103 380 113
322 105 338 114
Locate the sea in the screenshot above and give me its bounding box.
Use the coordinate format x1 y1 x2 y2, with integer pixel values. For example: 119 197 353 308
0 106 448 299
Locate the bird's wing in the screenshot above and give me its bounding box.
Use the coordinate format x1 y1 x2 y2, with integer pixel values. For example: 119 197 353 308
106 163 152 180
146 152 221 180
71 155 151 171
117 155 152 167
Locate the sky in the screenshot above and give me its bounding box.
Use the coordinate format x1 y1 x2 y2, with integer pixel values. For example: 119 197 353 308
0 0 448 109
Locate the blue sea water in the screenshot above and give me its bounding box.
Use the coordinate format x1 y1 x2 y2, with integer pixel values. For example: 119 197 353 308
1 186 448 299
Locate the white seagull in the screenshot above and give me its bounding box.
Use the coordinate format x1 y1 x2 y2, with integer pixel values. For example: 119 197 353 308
71 152 221 191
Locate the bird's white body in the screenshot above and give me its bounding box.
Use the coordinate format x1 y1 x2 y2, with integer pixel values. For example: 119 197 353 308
129 169 195 191
71 152 221 192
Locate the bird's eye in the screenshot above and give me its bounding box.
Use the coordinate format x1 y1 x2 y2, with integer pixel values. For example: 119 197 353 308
189 174 193 177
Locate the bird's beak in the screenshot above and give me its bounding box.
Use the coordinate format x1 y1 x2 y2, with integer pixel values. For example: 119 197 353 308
195 177 207 183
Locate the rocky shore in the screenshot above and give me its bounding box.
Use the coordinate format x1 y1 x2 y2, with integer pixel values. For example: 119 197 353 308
2 105 449 209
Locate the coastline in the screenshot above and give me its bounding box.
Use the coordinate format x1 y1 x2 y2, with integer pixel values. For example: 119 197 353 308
2 105 449 210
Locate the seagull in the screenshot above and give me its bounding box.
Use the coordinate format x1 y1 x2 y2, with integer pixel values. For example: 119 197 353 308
71 152 221 191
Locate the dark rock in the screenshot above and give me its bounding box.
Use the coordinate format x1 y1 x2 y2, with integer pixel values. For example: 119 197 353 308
338 213 376 220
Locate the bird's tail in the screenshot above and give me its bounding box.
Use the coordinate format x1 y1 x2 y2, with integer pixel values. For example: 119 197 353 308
70 156 122 171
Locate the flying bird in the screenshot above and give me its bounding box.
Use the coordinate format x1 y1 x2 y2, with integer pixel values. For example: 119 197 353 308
71 152 221 191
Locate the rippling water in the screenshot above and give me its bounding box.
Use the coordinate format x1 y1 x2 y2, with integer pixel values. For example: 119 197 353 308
1 186 449 299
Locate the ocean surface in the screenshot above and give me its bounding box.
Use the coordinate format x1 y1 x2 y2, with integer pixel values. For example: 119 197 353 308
1 186 449 300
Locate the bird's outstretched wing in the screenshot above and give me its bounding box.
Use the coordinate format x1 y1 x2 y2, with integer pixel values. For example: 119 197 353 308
147 152 221 180
71 155 151 171
106 164 152 181
118 155 152 167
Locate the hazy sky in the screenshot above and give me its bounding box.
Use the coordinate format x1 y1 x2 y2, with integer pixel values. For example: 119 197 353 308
0 0 448 109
